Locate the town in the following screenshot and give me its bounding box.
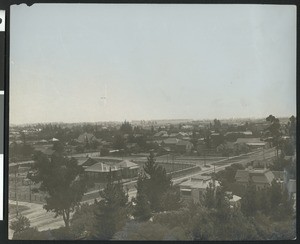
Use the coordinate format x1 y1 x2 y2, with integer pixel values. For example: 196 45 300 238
8 115 296 240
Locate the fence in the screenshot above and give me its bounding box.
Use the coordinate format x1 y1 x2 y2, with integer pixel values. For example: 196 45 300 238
9 192 45 204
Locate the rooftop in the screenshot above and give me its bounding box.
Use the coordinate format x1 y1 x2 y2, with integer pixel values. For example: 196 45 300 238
85 162 120 173
180 175 220 189
235 168 276 184
117 160 139 169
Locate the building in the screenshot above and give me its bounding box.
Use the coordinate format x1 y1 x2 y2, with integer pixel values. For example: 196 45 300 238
84 162 121 182
235 138 268 150
163 138 193 154
179 175 220 203
77 132 97 144
116 160 140 179
235 168 278 190
176 140 193 154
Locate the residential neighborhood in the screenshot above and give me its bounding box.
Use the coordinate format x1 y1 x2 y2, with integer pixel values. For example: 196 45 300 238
8 115 296 240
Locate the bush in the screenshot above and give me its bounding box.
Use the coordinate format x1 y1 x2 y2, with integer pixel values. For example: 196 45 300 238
10 214 30 234
13 227 53 240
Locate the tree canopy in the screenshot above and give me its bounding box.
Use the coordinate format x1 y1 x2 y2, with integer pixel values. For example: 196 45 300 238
29 152 87 228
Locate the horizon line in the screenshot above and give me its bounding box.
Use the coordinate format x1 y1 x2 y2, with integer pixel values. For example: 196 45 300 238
9 115 294 126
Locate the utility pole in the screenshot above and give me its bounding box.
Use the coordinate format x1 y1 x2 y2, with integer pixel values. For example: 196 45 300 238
28 171 32 203
172 154 175 172
14 163 19 217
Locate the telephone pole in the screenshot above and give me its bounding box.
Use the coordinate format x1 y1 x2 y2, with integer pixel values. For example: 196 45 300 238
14 163 19 217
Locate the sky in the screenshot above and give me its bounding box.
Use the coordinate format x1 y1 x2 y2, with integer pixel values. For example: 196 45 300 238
10 4 296 124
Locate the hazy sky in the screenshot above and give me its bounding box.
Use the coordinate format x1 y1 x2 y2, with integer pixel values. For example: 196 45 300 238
10 4 296 124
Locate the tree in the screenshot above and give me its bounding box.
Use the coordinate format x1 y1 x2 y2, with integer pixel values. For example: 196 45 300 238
29 152 87 228
213 119 222 132
120 121 133 134
257 188 271 215
113 221 190 240
10 214 30 234
265 115 282 158
241 180 259 216
269 180 282 212
160 185 182 211
288 115 296 140
52 141 64 154
132 174 152 221
190 207 215 240
12 227 53 240
93 171 128 239
70 203 97 239
113 134 126 150
142 152 173 211
203 182 216 209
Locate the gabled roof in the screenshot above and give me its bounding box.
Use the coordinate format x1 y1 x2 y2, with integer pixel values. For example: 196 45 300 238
85 162 120 172
179 176 220 189
78 132 96 142
82 158 98 167
235 168 275 185
117 160 139 169
76 157 91 166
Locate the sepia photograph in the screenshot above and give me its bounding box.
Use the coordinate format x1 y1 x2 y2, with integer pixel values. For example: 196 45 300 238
8 3 296 240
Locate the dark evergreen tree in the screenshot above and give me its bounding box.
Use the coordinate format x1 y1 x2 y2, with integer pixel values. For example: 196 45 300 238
133 174 152 221
241 179 259 216
93 171 128 239
203 182 216 209
143 152 172 211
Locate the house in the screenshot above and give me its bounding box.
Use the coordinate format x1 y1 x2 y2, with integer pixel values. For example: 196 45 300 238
81 157 98 168
235 168 279 190
153 131 168 138
84 162 121 182
176 140 193 154
77 132 97 144
235 138 268 150
162 138 180 151
32 144 55 156
116 160 140 179
179 175 220 203
163 138 193 153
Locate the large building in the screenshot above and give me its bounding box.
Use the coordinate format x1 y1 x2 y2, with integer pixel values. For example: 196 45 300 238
235 138 268 150
84 159 140 182
179 175 220 203
84 162 121 182
235 168 282 190
116 160 140 179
